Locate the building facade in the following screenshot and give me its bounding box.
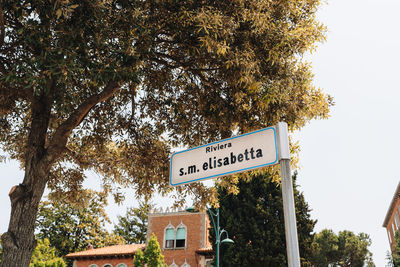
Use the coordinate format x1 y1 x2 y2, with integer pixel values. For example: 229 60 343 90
383 182 400 251
147 210 213 267
65 209 213 267
65 244 146 267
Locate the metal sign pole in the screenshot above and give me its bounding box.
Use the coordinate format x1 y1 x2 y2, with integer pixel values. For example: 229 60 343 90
276 122 301 267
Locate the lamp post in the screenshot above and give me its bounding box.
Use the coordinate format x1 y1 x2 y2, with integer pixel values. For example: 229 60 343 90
186 207 234 267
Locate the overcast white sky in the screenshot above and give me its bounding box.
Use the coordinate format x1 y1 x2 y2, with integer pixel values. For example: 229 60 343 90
1 0 400 266
294 0 400 265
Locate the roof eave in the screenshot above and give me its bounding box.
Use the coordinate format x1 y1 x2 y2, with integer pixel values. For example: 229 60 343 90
383 182 400 227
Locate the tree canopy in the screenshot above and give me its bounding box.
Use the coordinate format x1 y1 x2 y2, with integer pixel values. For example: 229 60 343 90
113 200 151 244
210 171 316 267
29 239 66 267
310 229 375 267
0 0 332 203
0 0 331 266
385 230 400 267
0 235 2 262
393 231 400 267
36 190 125 258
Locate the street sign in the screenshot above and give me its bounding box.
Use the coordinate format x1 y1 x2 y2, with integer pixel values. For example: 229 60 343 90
169 122 301 267
169 127 278 186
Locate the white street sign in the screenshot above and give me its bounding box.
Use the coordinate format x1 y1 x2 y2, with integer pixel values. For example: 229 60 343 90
170 122 300 267
169 127 278 186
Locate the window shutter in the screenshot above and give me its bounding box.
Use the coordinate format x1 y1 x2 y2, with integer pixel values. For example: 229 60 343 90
176 227 186 239
166 228 175 240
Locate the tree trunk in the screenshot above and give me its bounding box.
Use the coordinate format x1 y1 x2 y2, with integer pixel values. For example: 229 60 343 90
1 91 52 267
0 82 120 267
1 174 48 267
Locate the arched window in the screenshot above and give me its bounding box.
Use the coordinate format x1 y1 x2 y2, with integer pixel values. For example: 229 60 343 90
181 259 190 267
164 223 175 249
88 265 98 267
169 260 178 267
175 222 187 248
102 264 113 267
116 264 127 267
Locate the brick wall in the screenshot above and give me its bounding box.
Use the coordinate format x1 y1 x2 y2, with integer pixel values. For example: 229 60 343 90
385 197 400 251
148 211 210 267
68 211 212 267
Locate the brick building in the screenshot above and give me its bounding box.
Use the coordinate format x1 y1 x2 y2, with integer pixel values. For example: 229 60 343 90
147 209 213 267
65 209 213 267
65 244 145 267
383 182 400 251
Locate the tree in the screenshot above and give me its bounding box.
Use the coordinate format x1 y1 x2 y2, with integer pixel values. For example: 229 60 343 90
0 235 2 262
389 231 400 267
144 234 167 267
387 251 394 267
133 249 146 267
310 229 375 267
114 200 151 244
29 239 66 267
0 0 332 266
133 233 167 267
211 171 316 267
35 190 125 258
309 229 339 266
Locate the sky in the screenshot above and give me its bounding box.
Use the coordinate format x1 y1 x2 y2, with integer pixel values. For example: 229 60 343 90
1 0 400 266
294 0 400 265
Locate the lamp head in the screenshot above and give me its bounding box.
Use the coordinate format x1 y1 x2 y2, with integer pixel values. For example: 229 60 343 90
186 206 196 213
221 237 234 245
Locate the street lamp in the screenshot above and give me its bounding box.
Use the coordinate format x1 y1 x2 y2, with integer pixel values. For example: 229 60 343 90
186 206 234 267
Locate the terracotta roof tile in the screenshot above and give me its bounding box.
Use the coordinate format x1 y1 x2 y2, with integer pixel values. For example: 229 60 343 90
196 246 213 253
65 244 145 258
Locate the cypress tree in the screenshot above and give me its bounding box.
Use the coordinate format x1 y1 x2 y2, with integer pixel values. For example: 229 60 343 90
133 249 146 267
133 234 167 267
392 231 400 267
145 234 167 267
211 171 315 267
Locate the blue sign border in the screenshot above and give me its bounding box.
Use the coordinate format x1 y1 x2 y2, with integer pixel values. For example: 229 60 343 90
169 127 278 186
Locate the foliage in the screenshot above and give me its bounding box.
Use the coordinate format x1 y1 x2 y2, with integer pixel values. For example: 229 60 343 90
0 0 331 265
133 249 146 267
310 229 339 266
310 229 375 267
390 230 400 267
145 234 167 267
210 171 316 267
114 200 151 244
29 239 66 267
0 0 332 206
133 234 167 267
387 250 394 267
36 190 125 258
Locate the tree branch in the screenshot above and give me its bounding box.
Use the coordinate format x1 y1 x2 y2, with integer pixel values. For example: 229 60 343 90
0 0 4 48
152 51 221 72
44 81 120 165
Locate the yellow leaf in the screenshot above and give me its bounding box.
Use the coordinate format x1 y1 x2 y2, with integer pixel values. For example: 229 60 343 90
56 9 62 19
